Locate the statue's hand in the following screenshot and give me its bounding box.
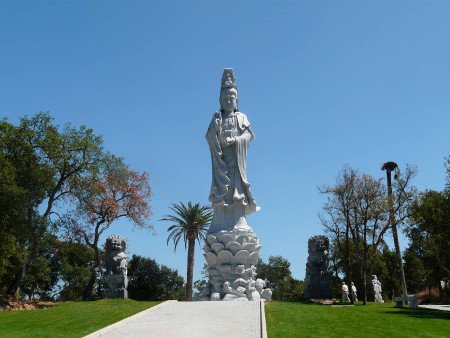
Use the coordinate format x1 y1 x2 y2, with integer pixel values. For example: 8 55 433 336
226 137 235 145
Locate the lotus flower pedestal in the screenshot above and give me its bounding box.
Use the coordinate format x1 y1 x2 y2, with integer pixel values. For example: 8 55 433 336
198 229 272 301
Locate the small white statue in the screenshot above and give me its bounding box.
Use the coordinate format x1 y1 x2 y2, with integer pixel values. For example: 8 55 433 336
351 282 358 302
372 275 384 303
342 282 350 302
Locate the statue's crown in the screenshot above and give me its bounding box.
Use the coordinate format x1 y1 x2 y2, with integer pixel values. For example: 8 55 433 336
221 68 236 90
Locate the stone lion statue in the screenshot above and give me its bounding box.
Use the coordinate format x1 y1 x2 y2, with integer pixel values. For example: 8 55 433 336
105 235 127 275
304 235 332 299
103 235 128 299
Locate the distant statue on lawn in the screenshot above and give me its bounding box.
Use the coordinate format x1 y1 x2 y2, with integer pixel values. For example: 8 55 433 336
372 275 384 303
304 235 332 299
342 282 350 302
205 68 260 234
102 235 128 299
351 282 358 302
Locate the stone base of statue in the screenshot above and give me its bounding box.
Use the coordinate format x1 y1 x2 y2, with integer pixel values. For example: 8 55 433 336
196 229 272 301
304 274 332 300
102 274 128 299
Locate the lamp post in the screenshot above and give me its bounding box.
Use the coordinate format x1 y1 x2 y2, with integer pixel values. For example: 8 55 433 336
382 161 408 297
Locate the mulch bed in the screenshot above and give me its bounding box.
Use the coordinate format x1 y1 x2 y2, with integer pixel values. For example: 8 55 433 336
0 297 57 311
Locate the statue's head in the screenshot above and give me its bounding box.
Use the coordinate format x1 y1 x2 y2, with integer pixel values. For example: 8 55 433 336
220 68 238 112
308 235 329 254
105 235 127 254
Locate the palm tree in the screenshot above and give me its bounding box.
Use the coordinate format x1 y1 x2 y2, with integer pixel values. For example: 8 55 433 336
382 161 408 297
161 202 213 301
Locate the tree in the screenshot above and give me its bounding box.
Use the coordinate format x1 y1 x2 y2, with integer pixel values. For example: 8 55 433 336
127 255 184 301
382 162 418 297
162 202 212 301
402 157 450 302
55 240 95 301
403 244 432 294
320 165 417 303
0 113 103 297
67 156 152 300
320 166 388 304
257 256 304 301
0 150 28 288
20 235 60 301
408 190 450 294
193 263 209 295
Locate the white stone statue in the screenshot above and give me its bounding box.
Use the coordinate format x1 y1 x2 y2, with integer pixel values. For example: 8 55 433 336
372 275 384 303
342 282 350 302
205 68 260 234
351 282 358 302
199 69 271 302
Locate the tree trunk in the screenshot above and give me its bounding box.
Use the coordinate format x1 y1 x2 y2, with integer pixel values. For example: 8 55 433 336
385 168 408 297
186 239 195 301
392 223 408 296
83 245 100 300
344 226 354 302
6 264 27 297
362 255 367 305
83 268 98 300
7 234 40 297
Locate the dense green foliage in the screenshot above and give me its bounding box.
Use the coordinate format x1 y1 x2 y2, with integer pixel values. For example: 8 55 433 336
0 113 152 300
127 255 184 301
266 302 450 338
321 159 450 304
257 256 305 301
0 299 158 338
0 113 103 297
404 158 450 301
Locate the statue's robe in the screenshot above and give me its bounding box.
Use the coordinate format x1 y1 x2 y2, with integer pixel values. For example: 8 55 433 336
206 110 259 232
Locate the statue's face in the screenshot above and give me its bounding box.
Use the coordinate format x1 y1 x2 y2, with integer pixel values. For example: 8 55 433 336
315 239 326 252
111 238 123 252
220 90 237 112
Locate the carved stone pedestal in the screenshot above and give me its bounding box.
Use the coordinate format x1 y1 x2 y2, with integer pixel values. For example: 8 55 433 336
198 229 272 301
103 274 128 299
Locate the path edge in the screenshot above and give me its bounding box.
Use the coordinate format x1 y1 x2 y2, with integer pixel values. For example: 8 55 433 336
260 300 268 338
84 300 178 338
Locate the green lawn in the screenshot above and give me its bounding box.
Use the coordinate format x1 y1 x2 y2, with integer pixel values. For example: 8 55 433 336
266 302 450 338
0 299 159 338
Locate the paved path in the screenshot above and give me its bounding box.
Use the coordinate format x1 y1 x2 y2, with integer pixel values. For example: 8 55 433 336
85 300 266 338
419 304 450 312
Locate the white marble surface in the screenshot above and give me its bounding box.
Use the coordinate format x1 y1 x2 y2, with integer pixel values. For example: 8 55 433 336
86 300 263 338
419 304 450 312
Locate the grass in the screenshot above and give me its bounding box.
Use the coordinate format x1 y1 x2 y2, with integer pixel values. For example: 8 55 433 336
265 301 450 338
0 299 159 338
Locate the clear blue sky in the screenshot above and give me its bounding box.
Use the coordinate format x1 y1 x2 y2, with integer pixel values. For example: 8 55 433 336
1 1 449 281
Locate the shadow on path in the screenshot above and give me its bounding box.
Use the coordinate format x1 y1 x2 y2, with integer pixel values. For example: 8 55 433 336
383 307 450 321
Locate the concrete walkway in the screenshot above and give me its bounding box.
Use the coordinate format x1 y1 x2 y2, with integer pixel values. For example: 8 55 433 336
85 300 266 338
419 304 450 312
